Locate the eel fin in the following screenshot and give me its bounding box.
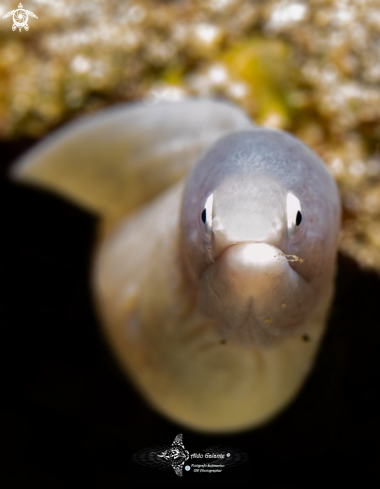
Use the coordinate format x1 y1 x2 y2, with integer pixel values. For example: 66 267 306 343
11 98 253 218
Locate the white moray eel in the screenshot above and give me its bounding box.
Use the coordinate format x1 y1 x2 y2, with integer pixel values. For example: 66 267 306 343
12 99 341 433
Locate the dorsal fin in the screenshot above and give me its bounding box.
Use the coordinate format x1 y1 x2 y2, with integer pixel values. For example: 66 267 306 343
11 98 253 219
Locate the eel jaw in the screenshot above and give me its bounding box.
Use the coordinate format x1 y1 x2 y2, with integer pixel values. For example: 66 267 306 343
197 242 317 347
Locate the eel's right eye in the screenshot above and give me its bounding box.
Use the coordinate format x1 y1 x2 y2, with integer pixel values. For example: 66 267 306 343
199 193 213 241
286 192 304 242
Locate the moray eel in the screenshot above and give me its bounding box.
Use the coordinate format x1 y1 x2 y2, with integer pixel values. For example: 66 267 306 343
11 99 341 433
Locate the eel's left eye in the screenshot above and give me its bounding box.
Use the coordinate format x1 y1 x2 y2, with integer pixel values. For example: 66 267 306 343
287 192 303 241
199 193 213 240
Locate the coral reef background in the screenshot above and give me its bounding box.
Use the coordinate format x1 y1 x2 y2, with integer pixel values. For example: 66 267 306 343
2 0 380 271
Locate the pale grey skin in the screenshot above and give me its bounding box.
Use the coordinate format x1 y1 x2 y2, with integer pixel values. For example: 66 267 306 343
12 99 341 433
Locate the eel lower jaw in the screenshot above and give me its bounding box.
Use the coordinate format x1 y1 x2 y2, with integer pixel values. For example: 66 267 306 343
197 242 317 346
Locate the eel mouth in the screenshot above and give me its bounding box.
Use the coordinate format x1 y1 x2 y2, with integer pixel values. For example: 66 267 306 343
197 242 316 346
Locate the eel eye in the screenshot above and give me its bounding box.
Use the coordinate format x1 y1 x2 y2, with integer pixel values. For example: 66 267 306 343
287 192 303 241
199 193 213 241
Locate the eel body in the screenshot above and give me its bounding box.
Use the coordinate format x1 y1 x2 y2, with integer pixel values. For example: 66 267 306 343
12 99 341 433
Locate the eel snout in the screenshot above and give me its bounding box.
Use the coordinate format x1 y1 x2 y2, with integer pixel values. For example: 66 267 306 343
197 242 317 346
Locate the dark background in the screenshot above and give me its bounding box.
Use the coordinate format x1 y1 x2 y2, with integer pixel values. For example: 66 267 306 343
1 139 380 488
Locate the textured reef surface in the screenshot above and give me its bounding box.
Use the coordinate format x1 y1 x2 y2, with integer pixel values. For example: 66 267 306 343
2 0 380 271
